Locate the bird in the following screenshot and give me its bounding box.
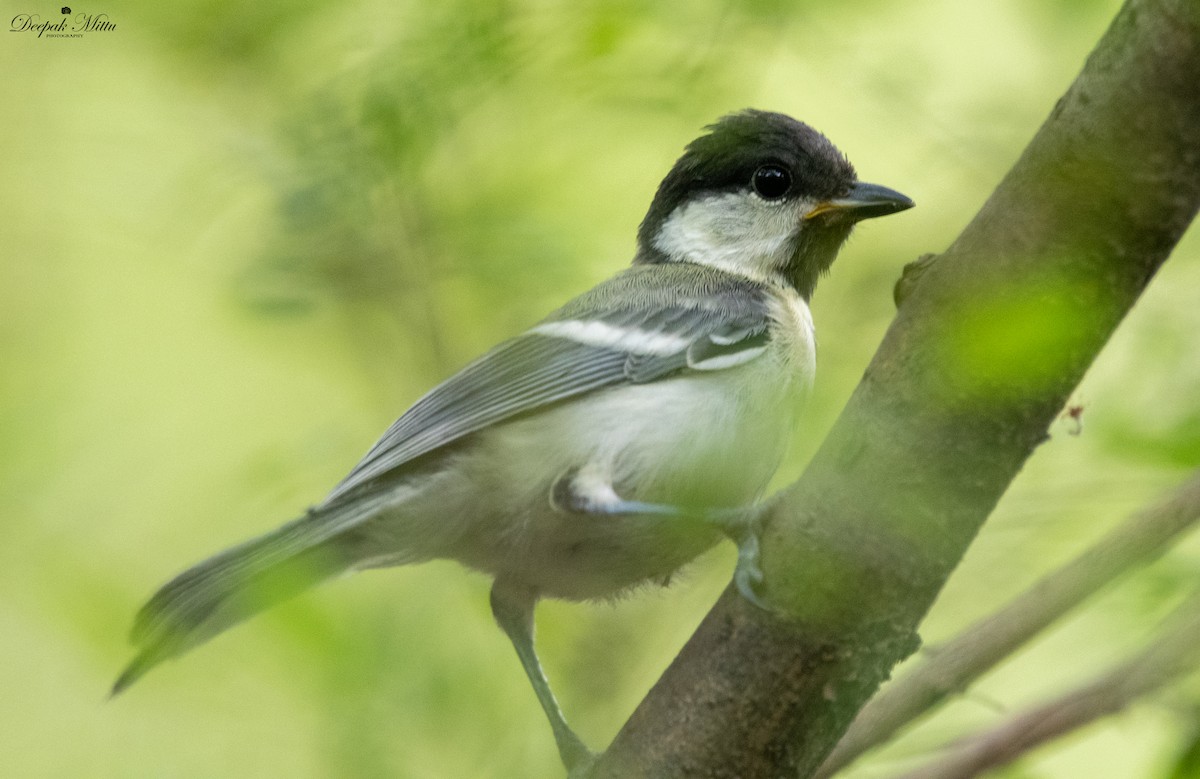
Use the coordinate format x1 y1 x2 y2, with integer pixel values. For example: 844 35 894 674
112 109 912 773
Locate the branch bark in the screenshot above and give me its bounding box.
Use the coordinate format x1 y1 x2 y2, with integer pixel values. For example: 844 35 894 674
890 589 1200 779
591 1 1200 776
819 468 1200 777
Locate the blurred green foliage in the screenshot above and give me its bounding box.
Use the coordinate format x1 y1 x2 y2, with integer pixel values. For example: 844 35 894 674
3 0 1200 776
933 266 1114 408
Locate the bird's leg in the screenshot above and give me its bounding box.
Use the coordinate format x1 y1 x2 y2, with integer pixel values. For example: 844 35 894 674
550 466 684 517
489 581 594 775
552 468 775 611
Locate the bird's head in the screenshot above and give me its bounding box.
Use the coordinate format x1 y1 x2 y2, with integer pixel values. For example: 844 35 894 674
636 110 913 299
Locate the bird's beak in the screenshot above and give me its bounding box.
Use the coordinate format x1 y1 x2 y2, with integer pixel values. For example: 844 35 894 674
805 181 914 222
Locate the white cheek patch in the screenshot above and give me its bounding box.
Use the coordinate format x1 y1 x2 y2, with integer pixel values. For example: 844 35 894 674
530 319 689 355
652 192 810 283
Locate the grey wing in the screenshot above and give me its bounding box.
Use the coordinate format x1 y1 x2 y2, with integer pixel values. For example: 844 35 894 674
322 304 771 504
323 335 628 503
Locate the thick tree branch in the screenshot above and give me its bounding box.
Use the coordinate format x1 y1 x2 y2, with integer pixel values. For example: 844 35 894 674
591 1 1200 776
819 469 1200 777
890 589 1200 779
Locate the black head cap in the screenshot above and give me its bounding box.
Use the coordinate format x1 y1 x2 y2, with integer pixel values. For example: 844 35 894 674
636 110 857 254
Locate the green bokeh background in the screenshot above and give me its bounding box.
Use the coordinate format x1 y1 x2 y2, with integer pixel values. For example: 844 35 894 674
4 0 1200 776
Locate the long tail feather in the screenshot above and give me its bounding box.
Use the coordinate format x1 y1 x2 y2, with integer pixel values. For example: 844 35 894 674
112 495 391 696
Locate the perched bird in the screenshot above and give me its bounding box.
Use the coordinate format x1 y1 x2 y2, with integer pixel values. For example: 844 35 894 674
113 109 912 772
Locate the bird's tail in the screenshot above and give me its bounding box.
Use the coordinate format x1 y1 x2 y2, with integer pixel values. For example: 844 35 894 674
112 495 388 696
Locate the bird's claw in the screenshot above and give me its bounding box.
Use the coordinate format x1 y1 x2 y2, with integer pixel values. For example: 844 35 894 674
732 523 777 613
707 504 777 613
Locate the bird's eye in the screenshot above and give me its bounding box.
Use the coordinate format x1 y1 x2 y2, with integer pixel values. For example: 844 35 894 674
752 165 792 200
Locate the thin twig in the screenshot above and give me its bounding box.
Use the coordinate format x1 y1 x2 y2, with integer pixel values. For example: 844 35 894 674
819 469 1200 777
889 589 1200 779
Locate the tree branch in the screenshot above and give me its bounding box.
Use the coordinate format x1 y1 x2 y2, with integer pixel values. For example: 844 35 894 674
890 588 1200 779
818 468 1200 777
591 1 1200 776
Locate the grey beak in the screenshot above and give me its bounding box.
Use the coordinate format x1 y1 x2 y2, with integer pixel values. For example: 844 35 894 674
806 181 915 221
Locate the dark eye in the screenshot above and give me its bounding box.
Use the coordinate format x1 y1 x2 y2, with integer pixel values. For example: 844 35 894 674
752 165 792 200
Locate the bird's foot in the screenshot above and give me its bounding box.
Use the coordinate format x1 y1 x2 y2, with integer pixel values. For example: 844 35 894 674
705 504 777 613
